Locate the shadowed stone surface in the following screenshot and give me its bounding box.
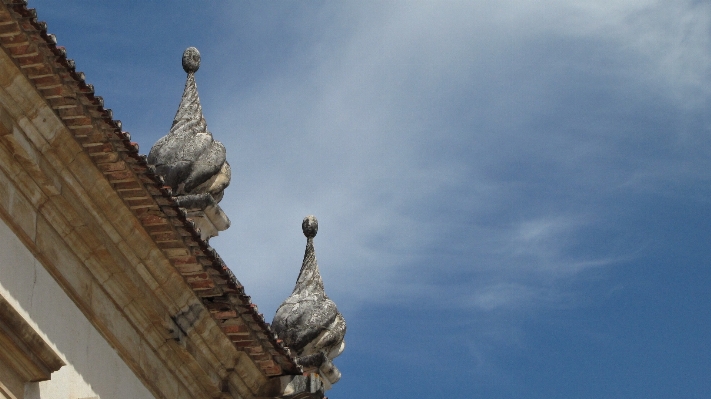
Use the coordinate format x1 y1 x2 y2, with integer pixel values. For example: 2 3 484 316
272 216 346 388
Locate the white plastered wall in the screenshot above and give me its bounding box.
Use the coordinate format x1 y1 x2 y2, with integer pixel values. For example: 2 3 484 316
0 217 154 399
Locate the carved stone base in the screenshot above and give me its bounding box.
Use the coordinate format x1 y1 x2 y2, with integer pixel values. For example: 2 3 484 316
273 374 325 399
294 353 340 390
174 193 230 241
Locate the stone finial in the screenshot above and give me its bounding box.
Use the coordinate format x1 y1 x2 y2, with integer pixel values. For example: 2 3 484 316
302 215 318 238
182 47 200 73
147 47 231 241
272 216 346 390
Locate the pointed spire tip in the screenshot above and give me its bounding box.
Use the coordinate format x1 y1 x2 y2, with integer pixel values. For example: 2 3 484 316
302 215 318 238
182 47 200 74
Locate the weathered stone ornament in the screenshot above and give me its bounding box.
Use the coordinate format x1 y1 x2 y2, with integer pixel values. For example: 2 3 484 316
272 216 346 392
148 47 231 241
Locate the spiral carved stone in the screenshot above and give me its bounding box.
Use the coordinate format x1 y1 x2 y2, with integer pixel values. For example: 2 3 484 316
273 216 346 386
148 47 230 202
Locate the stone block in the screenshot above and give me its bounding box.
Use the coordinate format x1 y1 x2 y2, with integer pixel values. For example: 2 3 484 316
53 222 93 263
34 107 65 145
36 200 73 238
82 254 113 285
35 215 92 301
36 156 62 196
137 341 184 399
13 169 48 209
152 341 206 399
120 300 158 347
17 111 55 157
0 135 25 180
48 135 83 168
140 248 172 287
0 112 39 168
47 193 84 230
154 268 193 309
102 271 139 311
0 140 47 208
233 353 265 396
85 287 169 398
0 167 14 214
57 167 104 226
7 181 36 241
72 224 105 254
116 234 153 265
129 261 160 293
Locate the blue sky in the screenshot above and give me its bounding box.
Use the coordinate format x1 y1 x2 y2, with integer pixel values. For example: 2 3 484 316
31 1 711 398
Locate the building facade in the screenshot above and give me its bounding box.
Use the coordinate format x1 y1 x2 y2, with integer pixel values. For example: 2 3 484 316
0 2 344 398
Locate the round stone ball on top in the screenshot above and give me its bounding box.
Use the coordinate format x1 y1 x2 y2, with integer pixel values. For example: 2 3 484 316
182 47 200 74
302 215 318 238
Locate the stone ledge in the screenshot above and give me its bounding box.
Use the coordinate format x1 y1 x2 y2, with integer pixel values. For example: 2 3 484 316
0 294 64 398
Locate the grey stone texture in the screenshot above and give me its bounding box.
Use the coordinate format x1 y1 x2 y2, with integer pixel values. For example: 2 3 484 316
275 374 326 399
272 216 346 387
148 47 231 203
147 48 231 241
182 46 201 73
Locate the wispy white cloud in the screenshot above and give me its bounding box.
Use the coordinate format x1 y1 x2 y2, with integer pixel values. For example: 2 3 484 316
467 283 554 312
197 1 711 323
28 1 711 393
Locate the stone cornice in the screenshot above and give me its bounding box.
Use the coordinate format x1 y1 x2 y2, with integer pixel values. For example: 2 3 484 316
0 2 298 398
0 294 64 384
0 41 245 399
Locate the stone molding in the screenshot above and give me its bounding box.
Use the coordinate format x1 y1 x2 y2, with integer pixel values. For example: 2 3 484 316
0 3 298 379
0 2 298 398
0 46 245 399
0 294 64 399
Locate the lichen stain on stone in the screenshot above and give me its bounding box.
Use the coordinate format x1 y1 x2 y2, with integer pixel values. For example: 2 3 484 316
169 303 204 343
